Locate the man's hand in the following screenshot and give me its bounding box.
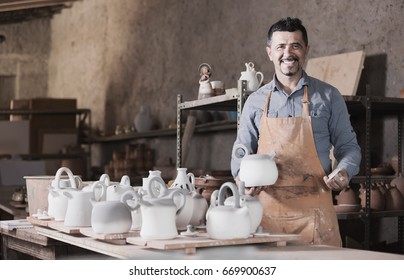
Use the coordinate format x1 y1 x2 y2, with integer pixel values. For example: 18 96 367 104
323 168 349 191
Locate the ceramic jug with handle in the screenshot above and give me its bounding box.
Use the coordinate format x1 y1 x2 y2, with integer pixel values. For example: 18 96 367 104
142 170 165 198
63 182 98 227
123 176 186 240
106 175 132 201
206 182 250 239
232 143 278 187
47 167 78 221
224 181 263 233
90 181 133 234
171 167 208 227
239 62 264 92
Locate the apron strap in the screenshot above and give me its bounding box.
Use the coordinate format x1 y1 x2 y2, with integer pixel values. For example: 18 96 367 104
263 86 309 117
302 85 309 117
263 91 272 116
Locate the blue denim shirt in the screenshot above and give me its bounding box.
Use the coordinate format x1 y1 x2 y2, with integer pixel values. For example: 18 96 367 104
231 71 361 180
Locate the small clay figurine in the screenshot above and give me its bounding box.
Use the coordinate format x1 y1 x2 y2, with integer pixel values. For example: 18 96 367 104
198 63 213 99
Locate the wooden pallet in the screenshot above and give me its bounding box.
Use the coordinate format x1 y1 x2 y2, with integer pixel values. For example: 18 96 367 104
79 228 140 245
126 231 300 254
27 217 85 234
27 216 55 227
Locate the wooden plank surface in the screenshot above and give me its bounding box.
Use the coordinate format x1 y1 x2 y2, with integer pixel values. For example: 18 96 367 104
126 231 300 252
305 50 365 96
79 227 139 244
46 221 84 234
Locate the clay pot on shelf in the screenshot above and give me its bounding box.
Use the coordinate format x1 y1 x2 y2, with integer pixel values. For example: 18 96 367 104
358 183 385 211
384 184 404 211
391 173 404 197
335 186 359 205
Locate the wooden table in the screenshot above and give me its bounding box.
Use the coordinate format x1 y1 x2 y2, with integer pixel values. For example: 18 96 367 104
28 226 404 260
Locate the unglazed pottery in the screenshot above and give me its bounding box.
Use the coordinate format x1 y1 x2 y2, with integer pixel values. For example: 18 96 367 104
224 181 263 233
232 143 278 187
335 186 359 205
106 175 132 201
171 167 208 227
239 62 264 92
124 177 186 240
206 182 250 240
384 184 404 211
90 181 132 234
391 174 404 197
63 184 96 227
47 167 78 221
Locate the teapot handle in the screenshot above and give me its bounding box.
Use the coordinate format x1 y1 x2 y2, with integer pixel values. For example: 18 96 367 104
90 180 106 203
218 182 240 208
120 175 131 186
169 189 187 214
53 167 77 190
231 143 250 163
187 172 196 192
246 62 254 71
100 173 110 186
147 176 168 198
120 189 141 211
256 71 264 87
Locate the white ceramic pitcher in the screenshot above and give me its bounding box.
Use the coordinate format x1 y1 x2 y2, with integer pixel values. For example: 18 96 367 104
123 177 186 240
47 167 78 221
239 62 264 92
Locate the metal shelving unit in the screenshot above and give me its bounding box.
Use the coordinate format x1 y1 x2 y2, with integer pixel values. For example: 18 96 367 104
343 94 404 252
176 81 248 168
175 82 404 252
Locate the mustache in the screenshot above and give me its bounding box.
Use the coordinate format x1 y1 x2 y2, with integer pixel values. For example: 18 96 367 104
279 56 298 62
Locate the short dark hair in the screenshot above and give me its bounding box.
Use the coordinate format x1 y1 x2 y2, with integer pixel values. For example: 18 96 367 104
267 17 308 47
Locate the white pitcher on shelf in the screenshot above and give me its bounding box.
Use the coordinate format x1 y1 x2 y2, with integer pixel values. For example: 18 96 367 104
239 62 264 92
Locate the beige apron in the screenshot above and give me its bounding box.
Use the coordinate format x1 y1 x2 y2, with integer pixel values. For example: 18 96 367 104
257 86 341 246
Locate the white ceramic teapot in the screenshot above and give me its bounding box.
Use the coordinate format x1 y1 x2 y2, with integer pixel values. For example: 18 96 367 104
224 181 263 233
90 181 133 234
239 62 264 92
124 176 186 240
206 182 250 240
106 175 132 201
47 167 79 221
232 143 278 187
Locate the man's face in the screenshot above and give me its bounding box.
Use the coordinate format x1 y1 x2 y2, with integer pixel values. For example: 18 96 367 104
266 31 309 78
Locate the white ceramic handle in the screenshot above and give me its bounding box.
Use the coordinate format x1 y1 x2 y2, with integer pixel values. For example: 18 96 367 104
256 71 264 86
147 176 168 198
54 167 77 190
91 181 106 202
187 172 196 192
120 190 141 211
231 143 250 163
100 173 110 186
120 175 131 186
218 182 240 208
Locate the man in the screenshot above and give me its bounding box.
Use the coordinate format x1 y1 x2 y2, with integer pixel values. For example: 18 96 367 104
231 17 361 246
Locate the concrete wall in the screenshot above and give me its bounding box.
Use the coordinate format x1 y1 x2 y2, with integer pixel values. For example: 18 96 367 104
1 0 403 171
